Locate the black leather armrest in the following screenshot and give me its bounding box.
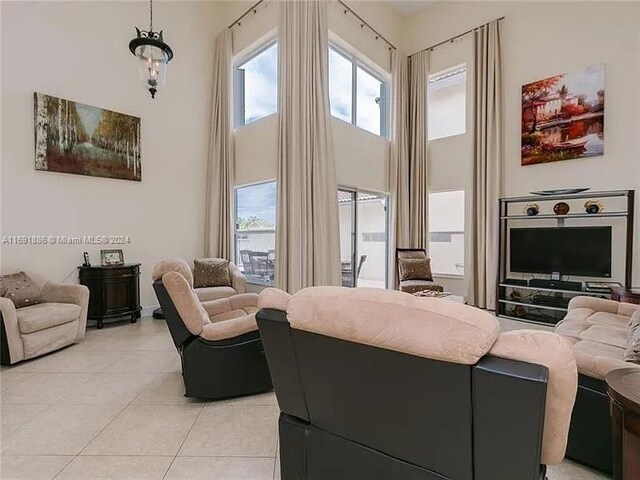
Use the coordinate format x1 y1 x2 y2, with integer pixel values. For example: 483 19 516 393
256 308 309 421
473 355 548 480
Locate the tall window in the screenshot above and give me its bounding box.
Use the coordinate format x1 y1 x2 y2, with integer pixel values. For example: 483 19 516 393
328 45 388 137
429 190 465 276
234 42 278 127
428 64 466 140
234 181 276 286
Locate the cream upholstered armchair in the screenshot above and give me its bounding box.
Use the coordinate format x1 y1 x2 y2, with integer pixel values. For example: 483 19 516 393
152 258 247 302
0 270 89 365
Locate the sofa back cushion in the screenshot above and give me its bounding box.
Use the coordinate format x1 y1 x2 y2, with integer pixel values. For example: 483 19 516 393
193 259 231 288
286 286 499 365
162 271 210 336
625 307 640 364
0 271 44 308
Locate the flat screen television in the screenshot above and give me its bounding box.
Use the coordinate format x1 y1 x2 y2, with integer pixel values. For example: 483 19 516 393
510 226 612 277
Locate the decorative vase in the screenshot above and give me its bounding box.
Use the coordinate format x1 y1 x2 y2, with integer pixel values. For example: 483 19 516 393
524 203 539 216
553 202 570 215
584 200 603 214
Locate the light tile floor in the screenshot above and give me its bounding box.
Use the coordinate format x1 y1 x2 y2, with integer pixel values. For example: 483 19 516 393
0 317 610 480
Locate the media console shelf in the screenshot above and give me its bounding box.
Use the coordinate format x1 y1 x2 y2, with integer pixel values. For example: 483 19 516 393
497 190 634 326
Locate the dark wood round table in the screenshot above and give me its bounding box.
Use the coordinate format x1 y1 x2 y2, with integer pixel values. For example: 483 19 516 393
606 368 640 480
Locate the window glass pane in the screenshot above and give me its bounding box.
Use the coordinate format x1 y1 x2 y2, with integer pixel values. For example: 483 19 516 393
329 48 352 123
239 43 278 125
338 189 355 287
235 182 276 286
338 189 388 289
356 192 387 288
428 66 466 140
356 66 382 135
428 190 465 275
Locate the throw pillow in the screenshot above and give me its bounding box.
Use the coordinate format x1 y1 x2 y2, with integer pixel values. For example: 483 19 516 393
193 259 231 288
0 271 43 308
625 307 640 364
398 258 433 282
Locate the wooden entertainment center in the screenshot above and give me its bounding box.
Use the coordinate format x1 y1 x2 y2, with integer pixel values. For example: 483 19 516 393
496 190 635 326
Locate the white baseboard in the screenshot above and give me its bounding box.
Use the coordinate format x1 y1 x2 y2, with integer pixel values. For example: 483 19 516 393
141 304 160 318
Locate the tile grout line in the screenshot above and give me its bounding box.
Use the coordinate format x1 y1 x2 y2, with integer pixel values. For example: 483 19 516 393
161 403 206 480
47 331 168 478
51 400 132 479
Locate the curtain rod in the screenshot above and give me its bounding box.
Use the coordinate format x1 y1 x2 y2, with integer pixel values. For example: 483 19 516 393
409 16 505 57
228 0 265 30
337 0 396 51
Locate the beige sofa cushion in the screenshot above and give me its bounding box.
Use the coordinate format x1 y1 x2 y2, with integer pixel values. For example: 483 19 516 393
152 259 194 287
22 320 78 359
287 286 499 365
199 293 259 341
201 315 258 341
202 294 258 322
195 286 237 302
490 330 577 466
579 324 628 349
258 288 292 311
16 303 81 334
557 299 640 378
567 296 636 319
162 271 209 335
572 340 634 380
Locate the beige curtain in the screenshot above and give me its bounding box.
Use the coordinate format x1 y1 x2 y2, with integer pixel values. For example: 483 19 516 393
275 0 341 292
408 50 430 250
388 49 411 287
204 29 234 259
469 20 503 310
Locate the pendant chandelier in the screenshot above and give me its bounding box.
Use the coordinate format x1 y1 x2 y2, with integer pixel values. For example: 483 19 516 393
128 0 174 99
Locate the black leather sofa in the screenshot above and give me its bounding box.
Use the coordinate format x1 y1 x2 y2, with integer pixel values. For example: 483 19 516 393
257 306 558 480
153 279 272 399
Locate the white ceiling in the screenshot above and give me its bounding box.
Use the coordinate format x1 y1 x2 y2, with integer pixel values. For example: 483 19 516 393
388 0 436 17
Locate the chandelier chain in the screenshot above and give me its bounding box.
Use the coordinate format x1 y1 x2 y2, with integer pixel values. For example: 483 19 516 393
149 0 153 32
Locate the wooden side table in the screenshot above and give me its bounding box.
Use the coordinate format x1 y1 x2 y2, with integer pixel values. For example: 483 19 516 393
79 264 141 328
611 287 640 305
606 368 640 480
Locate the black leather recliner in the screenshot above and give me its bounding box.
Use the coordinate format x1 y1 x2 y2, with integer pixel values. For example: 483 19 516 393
256 287 577 480
152 274 272 400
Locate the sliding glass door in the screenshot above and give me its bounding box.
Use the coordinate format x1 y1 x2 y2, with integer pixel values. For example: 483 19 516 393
338 188 389 288
338 189 357 287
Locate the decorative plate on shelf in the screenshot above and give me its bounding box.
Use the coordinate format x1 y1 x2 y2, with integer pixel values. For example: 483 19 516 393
530 188 590 196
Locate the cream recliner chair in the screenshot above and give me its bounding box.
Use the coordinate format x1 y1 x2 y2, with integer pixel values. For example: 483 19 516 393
152 259 272 399
152 258 247 303
0 271 89 365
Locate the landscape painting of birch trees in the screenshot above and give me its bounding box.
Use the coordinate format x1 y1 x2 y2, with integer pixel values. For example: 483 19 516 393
34 93 141 181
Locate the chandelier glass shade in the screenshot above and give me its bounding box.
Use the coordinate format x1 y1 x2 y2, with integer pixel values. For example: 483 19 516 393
128 0 173 99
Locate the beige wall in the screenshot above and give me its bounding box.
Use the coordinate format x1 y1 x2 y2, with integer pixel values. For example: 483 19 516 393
1 1 231 308
404 1 640 293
